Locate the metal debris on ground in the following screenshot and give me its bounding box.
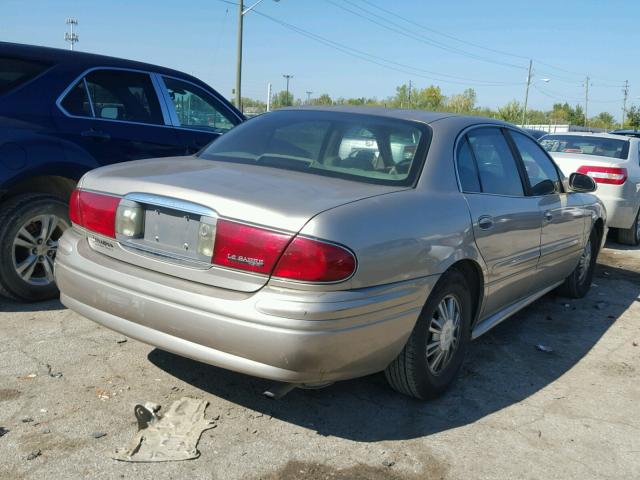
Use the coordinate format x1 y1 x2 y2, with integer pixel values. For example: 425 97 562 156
26 450 41 461
535 344 554 353
21 417 33 423
116 337 128 344
0 427 8 438
113 397 215 462
91 432 107 439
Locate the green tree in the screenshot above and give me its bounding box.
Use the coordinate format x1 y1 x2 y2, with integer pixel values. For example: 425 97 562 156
272 90 294 109
312 93 333 105
590 112 615 130
625 105 640 129
414 85 445 111
497 100 523 124
447 88 476 113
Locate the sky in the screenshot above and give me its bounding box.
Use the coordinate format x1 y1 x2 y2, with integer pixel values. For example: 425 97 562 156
1 0 638 120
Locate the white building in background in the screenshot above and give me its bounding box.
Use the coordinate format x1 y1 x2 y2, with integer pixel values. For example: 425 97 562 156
519 124 607 133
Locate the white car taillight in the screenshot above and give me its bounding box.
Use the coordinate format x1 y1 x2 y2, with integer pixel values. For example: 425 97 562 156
577 166 627 185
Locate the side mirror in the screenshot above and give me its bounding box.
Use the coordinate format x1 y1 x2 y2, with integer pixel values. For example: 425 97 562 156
569 172 596 192
531 179 556 196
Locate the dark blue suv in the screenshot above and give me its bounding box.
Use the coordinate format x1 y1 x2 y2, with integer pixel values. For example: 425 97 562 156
0 42 244 301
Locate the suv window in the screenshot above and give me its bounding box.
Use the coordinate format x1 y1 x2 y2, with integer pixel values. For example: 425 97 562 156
84 70 163 124
0 57 50 95
163 77 235 133
510 130 561 195
60 80 92 117
466 128 524 196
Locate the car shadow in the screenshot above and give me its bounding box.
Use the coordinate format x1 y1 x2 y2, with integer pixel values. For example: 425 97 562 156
148 256 638 442
0 296 65 312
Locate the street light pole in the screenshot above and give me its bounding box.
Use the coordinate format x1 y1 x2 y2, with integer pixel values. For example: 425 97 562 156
283 74 293 106
235 0 280 112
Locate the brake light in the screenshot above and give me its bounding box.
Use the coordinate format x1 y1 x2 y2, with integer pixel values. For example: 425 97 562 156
577 166 627 185
69 189 120 238
212 220 292 274
273 237 356 282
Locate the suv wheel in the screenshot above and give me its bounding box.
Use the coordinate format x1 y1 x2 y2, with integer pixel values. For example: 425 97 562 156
617 209 640 246
0 194 70 302
385 269 472 399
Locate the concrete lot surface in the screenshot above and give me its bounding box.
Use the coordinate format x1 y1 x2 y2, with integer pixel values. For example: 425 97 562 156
0 244 638 479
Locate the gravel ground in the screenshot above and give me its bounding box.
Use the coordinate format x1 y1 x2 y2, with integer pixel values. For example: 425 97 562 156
0 242 638 480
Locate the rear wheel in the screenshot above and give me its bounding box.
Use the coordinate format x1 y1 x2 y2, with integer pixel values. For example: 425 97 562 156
557 228 598 299
385 269 472 399
0 194 70 302
617 209 640 246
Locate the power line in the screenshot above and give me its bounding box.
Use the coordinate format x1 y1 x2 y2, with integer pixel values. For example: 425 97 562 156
354 0 625 85
327 0 526 70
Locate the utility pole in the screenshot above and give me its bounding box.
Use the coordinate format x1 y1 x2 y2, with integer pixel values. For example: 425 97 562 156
64 18 79 51
622 80 629 127
235 0 244 111
266 82 272 112
521 59 533 126
306 91 313 104
584 76 590 128
283 74 293 106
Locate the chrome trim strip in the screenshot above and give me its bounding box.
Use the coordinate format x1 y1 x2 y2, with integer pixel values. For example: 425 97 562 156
471 280 563 339
124 192 218 217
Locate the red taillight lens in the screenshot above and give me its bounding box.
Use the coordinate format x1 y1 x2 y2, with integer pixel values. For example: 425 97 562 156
70 189 120 238
212 220 292 275
273 237 356 282
577 166 627 185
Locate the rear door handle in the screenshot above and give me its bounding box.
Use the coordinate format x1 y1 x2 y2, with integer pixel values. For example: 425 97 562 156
478 215 494 230
81 129 111 141
544 211 553 222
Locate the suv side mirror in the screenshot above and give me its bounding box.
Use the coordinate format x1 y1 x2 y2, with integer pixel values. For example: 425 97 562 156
569 172 596 192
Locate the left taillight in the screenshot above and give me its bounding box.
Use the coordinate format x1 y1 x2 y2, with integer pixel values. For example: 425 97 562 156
69 189 120 238
577 165 627 185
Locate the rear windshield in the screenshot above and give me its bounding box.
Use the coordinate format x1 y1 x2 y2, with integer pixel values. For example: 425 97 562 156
0 57 50 96
540 135 629 160
198 110 430 186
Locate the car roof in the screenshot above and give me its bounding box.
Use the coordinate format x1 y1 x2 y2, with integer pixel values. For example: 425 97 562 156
542 131 638 141
0 41 194 79
280 105 512 127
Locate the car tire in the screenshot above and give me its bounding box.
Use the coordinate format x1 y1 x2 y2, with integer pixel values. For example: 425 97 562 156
557 228 598 299
385 268 472 399
0 194 70 302
617 209 640 246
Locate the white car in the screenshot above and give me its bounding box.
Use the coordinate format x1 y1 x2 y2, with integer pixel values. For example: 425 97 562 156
541 132 640 245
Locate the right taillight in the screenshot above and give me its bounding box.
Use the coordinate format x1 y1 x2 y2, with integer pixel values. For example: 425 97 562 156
273 236 356 283
577 166 627 185
69 188 120 238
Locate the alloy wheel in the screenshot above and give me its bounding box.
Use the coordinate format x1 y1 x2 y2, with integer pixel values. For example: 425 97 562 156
12 214 69 286
426 295 462 375
576 238 592 284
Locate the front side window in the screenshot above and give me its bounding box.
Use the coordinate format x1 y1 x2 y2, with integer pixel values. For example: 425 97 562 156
540 134 629 160
0 57 50 96
198 110 429 186
83 70 163 124
510 130 561 195
163 77 236 133
466 128 524 196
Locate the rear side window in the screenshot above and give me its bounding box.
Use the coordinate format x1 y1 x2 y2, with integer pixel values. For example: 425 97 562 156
84 70 163 124
0 57 50 95
456 137 481 192
540 135 629 160
466 128 524 196
60 80 92 117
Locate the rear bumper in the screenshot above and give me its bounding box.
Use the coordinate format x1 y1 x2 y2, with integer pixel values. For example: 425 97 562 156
597 190 638 230
55 229 435 383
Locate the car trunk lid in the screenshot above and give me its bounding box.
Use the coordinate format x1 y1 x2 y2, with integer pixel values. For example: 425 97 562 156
78 156 406 292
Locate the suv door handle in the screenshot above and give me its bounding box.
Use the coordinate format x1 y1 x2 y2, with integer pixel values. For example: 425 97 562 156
81 129 111 141
544 211 553 222
478 215 494 230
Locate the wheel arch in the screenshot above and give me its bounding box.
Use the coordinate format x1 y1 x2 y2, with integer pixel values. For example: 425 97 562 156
436 259 485 328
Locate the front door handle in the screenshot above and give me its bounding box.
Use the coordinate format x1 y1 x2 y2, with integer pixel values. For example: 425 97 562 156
478 215 494 230
81 129 111 141
544 211 553 222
